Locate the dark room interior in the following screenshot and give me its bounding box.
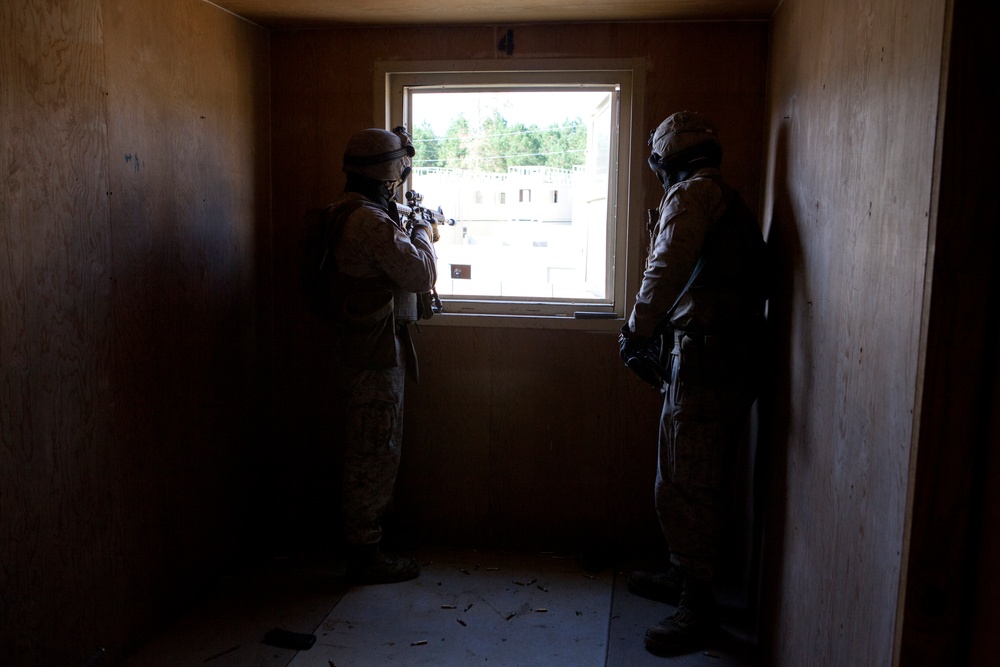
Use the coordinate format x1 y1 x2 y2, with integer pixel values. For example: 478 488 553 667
2 0 996 665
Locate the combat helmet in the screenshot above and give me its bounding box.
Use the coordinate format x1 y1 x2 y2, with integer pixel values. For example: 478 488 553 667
647 111 722 186
342 126 415 182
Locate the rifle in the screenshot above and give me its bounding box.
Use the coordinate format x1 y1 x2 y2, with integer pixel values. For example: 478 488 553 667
396 190 456 317
397 190 457 229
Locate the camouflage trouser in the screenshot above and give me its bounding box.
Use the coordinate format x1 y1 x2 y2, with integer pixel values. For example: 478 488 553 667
656 329 756 582
340 332 406 546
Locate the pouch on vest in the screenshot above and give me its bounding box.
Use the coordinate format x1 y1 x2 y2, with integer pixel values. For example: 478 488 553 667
342 288 397 370
393 290 419 323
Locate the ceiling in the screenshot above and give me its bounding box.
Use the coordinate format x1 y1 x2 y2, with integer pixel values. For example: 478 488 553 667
211 0 779 29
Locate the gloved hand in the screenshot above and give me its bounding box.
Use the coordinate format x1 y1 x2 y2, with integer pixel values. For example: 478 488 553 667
411 220 438 243
619 324 666 389
619 324 649 364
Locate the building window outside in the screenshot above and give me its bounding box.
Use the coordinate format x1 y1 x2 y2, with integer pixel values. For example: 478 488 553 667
379 59 640 322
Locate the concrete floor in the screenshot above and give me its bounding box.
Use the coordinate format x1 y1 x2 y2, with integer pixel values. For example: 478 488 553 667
122 547 762 666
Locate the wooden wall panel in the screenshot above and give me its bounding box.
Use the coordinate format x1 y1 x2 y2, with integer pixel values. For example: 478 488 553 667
1 2 115 663
0 1 269 664
100 0 269 657
395 326 495 543
901 0 1000 662
761 0 947 664
399 326 664 551
267 22 767 558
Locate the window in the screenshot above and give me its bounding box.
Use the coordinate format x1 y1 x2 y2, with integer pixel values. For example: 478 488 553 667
378 59 641 323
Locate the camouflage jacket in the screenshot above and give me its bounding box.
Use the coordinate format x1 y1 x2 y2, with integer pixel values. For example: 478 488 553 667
331 192 438 315
629 168 765 337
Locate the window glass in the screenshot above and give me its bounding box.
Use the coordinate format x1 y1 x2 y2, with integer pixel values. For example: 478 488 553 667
380 61 638 322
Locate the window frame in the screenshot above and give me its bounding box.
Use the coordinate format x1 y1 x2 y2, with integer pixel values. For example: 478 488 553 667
375 59 645 330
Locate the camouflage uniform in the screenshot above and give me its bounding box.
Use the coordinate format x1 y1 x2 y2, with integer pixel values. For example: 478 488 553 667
332 192 437 547
629 168 764 582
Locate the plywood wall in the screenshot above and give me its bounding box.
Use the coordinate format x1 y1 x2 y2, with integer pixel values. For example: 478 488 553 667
760 0 947 663
900 0 1000 662
0 0 269 664
266 22 768 556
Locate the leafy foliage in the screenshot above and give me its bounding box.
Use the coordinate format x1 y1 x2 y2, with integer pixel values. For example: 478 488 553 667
412 112 587 173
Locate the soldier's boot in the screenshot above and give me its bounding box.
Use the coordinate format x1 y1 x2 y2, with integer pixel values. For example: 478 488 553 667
627 563 685 604
346 544 420 585
644 578 718 655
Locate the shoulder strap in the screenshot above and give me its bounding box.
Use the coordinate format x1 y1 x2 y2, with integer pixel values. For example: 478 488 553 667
656 177 727 329
663 254 707 324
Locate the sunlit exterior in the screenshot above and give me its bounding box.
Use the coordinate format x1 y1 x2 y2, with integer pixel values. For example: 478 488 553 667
409 93 612 302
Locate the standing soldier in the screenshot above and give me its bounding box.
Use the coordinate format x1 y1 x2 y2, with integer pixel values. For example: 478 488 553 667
313 127 438 584
619 111 768 654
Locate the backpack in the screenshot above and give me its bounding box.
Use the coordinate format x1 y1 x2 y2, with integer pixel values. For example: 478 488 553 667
298 200 366 321
701 176 773 310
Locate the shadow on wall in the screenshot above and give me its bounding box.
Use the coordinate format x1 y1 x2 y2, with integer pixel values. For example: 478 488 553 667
754 121 807 647
253 211 349 558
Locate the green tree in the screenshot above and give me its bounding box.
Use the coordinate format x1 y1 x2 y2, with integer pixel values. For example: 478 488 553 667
504 122 545 170
481 112 512 172
431 112 588 172
478 112 547 172
538 119 587 170
440 115 472 170
412 121 441 169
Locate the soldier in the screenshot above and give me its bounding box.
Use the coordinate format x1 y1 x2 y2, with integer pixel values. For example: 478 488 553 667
324 127 438 584
619 111 768 654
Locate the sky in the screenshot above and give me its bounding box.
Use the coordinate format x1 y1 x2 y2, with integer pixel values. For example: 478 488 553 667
411 90 611 136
